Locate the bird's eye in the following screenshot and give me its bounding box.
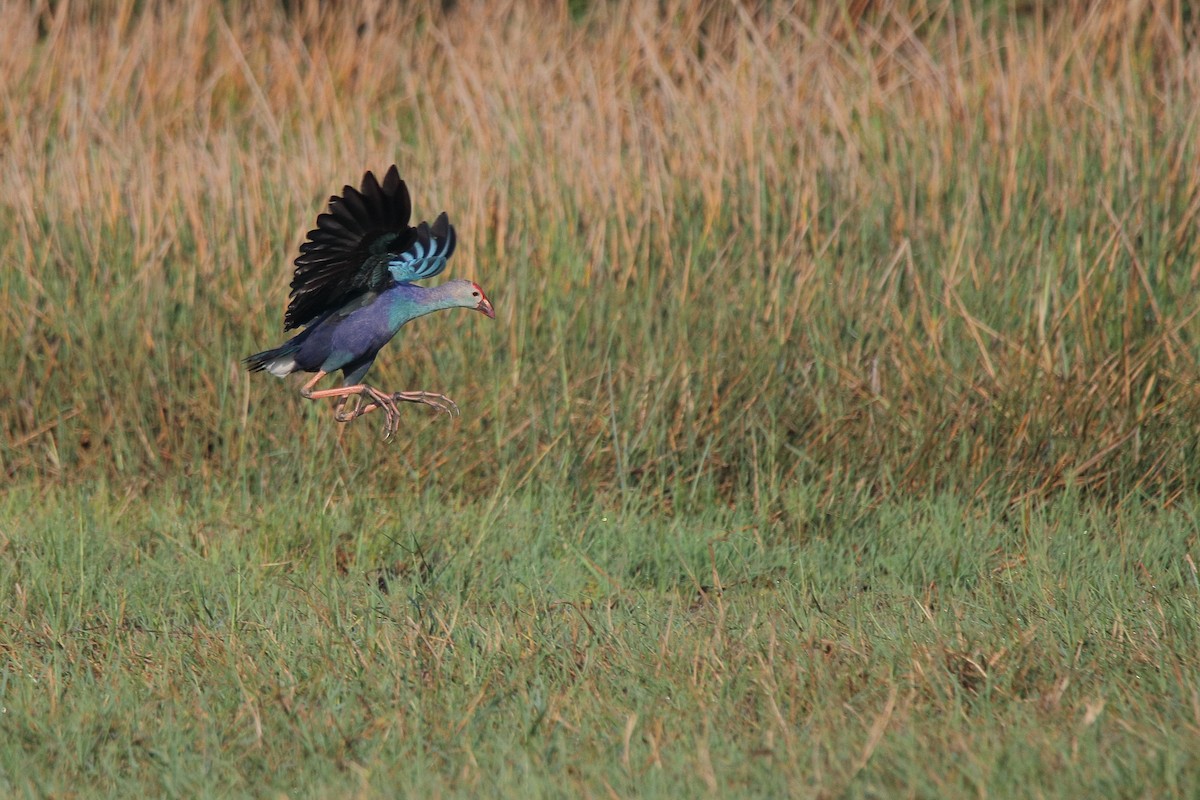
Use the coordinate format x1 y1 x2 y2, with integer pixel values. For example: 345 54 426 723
472 291 480 297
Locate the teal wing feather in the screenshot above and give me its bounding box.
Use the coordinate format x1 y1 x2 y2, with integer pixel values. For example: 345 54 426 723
386 212 456 284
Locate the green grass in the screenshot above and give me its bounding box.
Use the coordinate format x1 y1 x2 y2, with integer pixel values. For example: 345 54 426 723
3 482 1200 796
4 0 1200 795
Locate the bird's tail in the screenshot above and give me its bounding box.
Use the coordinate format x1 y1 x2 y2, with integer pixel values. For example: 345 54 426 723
243 340 302 377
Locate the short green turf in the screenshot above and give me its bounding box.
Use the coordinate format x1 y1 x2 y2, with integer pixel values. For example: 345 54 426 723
3 484 1199 796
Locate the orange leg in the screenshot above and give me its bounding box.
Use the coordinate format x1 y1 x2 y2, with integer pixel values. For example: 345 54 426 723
300 371 402 438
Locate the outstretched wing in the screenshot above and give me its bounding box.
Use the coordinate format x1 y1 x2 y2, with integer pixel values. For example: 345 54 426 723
283 166 456 331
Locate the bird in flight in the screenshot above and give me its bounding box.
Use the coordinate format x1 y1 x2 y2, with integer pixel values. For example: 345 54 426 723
244 166 494 439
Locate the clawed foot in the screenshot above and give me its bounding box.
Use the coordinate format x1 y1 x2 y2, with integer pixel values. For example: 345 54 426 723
370 386 404 441
391 390 460 419
335 386 403 440
334 386 459 441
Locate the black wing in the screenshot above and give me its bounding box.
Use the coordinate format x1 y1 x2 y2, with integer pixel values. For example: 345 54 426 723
284 166 454 331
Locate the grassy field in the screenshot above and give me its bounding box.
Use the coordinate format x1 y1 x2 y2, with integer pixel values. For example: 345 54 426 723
3 0 1200 795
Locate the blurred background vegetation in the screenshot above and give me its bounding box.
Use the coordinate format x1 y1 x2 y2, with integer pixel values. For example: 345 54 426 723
3 0 1199 514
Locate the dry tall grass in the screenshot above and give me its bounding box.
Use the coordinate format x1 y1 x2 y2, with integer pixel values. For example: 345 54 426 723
2 0 1199 508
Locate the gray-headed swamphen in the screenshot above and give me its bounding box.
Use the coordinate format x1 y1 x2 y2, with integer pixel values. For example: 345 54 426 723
244 166 494 439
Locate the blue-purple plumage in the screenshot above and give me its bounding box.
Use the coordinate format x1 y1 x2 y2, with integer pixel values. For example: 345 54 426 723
301 282 474 370
246 280 491 381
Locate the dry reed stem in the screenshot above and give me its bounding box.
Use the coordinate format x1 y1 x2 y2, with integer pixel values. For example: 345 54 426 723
2 1 1199 505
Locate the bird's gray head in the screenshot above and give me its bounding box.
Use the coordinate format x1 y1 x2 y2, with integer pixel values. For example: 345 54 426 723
444 279 496 319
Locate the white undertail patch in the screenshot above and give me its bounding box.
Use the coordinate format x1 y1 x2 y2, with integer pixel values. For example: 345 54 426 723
267 357 296 378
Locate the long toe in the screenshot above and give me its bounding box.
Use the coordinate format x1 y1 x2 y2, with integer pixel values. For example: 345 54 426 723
429 395 459 418
394 390 458 418
380 404 399 441
383 399 401 440
436 396 460 417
